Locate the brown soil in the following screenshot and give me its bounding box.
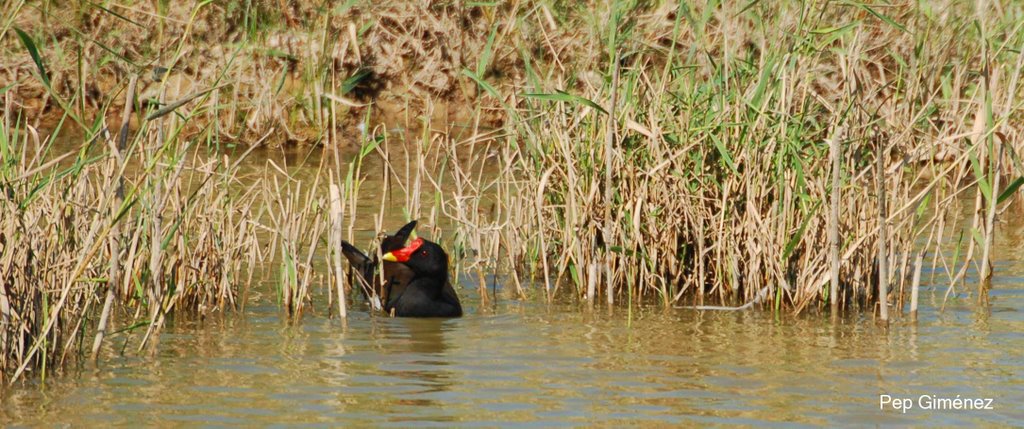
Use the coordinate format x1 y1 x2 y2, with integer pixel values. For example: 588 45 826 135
1 1 618 146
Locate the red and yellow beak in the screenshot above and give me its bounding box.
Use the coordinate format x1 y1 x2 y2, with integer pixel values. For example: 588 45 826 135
382 237 423 262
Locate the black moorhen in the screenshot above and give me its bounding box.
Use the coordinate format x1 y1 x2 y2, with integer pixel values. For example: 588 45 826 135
341 221 462 317
381 236 463 318
340 220 418 309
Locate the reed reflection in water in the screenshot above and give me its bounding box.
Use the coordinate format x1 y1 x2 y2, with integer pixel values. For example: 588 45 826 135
4 283 1022 427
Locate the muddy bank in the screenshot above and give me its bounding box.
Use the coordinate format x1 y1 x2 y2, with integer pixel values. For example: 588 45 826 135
1 1 634 145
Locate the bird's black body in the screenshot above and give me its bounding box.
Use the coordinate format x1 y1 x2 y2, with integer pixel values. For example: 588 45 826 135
341 221 462 317
383 239 463 317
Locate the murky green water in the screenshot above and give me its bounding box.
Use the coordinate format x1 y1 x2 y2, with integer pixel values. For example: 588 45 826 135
3 145 1023 426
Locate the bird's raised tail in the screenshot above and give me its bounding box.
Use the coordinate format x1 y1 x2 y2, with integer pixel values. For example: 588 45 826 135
340 240 381 308
381 220 418 252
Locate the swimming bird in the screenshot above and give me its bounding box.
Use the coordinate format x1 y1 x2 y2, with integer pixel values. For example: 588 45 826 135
341 221 462 317
381 236 463 318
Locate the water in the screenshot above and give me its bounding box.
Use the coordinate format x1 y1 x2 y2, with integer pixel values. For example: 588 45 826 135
2 270 1023 426
3 144 1023 426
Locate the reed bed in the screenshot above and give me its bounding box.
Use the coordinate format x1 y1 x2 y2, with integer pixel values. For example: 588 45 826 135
261 160 328 320
0 82 267 383
387 1 1024 315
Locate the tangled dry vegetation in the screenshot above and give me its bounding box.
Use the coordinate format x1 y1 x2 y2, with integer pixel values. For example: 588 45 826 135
0 116 263 382
1 1 558 144
417 0 1024 314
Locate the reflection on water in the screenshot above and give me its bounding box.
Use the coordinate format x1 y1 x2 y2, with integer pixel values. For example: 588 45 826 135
2 274 1023 427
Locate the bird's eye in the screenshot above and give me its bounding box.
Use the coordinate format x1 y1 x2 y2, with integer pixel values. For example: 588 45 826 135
420 250 428 256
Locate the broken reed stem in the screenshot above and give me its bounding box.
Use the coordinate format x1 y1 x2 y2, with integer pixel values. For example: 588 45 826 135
329 181 347 319
476 268 489 308
876 134 889 322
586 262 597 304
829 127 842 314
910 251 923 320
92 75 137 360
537 167 553 301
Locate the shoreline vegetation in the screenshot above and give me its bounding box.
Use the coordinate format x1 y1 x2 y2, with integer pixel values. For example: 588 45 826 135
2 1 1023 383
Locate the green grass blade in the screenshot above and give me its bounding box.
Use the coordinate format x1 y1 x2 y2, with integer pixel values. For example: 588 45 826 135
522 91 608 114
342 69 371 94
847 1 909 34
782 201 822 261
14 27 49 87
477 25 498 76
969 150 992 202
0 79 18 95
710 134 737 173
971 227 985 248
734 0 761 18
359 134 383 159
146 85 227 120
997 177 1024 204
87 1 144 28
463 69 501 99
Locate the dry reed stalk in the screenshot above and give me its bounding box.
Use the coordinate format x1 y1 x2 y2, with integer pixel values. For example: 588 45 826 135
0 92 11 363
877 134 890 322
945 86 994 303
142 88 167 349
586 262 597 304
829 124 843 313
329 180 347 319
603 49 619 306
92 76 137 360
301 169 327 318
980 140 1002 291
910 251 923 320
10 188 120 381
979 69 1001 294
536 166 554 300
